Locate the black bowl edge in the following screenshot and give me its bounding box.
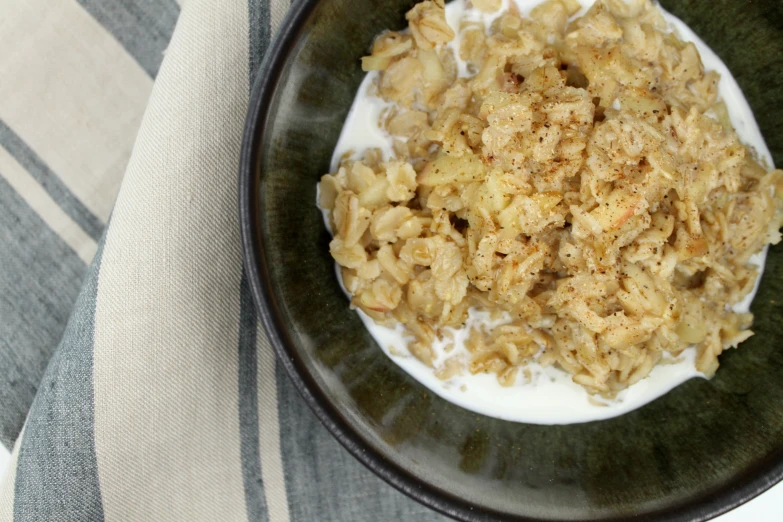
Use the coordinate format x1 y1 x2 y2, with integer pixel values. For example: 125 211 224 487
238 1 783 520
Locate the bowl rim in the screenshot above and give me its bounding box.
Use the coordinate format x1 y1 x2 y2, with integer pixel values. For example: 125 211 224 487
238 1 783 520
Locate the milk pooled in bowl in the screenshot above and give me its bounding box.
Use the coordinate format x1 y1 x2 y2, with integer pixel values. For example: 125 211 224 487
318 0 776 424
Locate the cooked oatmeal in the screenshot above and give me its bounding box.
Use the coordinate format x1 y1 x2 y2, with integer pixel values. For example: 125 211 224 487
318 0 783 396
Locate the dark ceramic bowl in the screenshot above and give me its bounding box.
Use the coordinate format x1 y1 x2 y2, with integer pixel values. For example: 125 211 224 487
239 1 783 520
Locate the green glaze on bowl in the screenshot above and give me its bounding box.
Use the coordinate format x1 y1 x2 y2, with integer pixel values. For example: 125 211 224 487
240 1 783 520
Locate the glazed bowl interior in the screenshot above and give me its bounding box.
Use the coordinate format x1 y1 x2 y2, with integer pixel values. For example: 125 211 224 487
240 1 783 520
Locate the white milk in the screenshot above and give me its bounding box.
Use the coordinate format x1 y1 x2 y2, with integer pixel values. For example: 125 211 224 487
319 0 774 424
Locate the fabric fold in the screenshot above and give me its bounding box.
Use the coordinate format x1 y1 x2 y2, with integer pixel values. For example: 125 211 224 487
0 0 452 519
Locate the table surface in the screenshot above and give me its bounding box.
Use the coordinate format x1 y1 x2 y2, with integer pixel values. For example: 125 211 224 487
2 444 780 519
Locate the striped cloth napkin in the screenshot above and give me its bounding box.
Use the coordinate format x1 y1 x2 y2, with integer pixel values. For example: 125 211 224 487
0 0 779 521
0 0 445 519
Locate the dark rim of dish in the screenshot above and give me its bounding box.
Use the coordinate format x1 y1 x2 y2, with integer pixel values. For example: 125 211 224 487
238 1 783 520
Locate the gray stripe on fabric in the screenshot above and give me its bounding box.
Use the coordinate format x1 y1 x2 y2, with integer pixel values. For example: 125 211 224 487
239 272 270 522
274 364 448 521
246 3 273 518
75 0 180 78
0 120 103 242
0 175 87 449
248 0 272 82
13 239 105 521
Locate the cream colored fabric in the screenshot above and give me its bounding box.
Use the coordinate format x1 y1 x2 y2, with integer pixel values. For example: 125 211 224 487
0 431 22 522
0 0 152 223
92 1 250 519
0 146 98 263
